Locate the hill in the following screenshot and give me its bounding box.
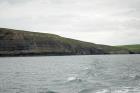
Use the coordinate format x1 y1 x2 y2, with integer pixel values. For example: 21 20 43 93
0 28 130 56
117 44 140 54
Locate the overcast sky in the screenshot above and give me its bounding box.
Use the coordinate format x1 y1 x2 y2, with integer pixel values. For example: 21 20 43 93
0 0 140 45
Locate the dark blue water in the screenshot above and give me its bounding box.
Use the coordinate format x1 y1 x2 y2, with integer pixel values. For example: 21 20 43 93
0 55 140 93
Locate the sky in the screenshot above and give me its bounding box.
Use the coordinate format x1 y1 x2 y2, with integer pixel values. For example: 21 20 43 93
0 0 140 45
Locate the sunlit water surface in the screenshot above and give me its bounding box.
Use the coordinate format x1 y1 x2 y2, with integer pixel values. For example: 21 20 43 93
0 55 140 93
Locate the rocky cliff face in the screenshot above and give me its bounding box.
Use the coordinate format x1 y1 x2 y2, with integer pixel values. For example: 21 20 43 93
0 28 130 56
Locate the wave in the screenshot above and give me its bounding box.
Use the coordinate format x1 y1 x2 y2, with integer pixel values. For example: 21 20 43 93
133 75 140 80
94 87 140 93
39 90 59 93
79 86 140 93
95 89 110 93
120 74 140 81
78 88 94 93
67 76 82 82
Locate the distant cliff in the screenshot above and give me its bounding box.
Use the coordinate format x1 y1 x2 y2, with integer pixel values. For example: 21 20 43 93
0 28 130 56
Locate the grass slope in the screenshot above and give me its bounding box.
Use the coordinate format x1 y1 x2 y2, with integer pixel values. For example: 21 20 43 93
118 44 140 54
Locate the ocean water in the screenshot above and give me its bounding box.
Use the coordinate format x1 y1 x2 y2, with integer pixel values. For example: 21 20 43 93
0 55 140 93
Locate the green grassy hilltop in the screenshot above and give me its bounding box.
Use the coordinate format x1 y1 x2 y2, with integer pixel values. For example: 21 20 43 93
0 28 131 56
117 44 140 54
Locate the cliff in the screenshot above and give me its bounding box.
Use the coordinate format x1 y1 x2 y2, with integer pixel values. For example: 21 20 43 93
0 28 130 56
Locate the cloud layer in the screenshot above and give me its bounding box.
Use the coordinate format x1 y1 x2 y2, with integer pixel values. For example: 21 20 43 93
0 0 140 45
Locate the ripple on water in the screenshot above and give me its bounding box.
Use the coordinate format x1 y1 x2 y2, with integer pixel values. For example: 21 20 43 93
39 91 58 93
95 87 140 93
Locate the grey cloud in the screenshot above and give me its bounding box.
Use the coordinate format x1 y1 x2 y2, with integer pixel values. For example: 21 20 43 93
0 0 140 45
0 0 30 4
123 19 140 30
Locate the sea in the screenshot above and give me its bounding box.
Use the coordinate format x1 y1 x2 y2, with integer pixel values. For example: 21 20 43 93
0 54 140 93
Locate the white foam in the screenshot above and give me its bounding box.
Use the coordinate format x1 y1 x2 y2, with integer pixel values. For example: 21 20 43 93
84 67 89 70
67 76 77 81
113 89 129 93
95 89 110 93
